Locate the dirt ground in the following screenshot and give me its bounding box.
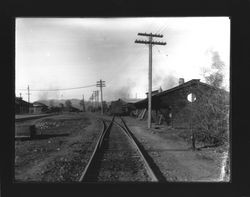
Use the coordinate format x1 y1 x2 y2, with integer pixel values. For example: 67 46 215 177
15 112 230 182
15 112 102 182
122 116 230 182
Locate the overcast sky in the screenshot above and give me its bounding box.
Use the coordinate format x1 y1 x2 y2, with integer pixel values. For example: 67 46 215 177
15 17 230 102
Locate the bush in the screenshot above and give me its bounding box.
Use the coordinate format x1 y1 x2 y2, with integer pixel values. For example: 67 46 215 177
190 87 229 146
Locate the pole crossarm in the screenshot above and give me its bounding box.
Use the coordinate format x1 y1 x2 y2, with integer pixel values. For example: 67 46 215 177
135 40 166 45
96 79 105 114
96 84 106 87
96 81 105 87
138 33 164 37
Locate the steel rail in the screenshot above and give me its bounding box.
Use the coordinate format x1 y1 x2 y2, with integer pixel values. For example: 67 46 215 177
112 117 159 182
80 116 159 182
79 117 114 182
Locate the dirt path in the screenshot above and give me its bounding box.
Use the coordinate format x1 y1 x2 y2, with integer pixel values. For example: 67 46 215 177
123 116 228 182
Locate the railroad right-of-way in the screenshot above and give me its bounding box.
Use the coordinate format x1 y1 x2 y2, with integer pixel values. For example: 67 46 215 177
15 112 226 182
80 116 160 182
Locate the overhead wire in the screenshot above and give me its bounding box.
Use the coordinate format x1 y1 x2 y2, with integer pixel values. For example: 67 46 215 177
17 20 168 95
155 45 168 57
16 84 96 91
156 23 168 35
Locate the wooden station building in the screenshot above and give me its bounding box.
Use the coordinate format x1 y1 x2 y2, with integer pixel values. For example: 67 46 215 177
134 79 229 128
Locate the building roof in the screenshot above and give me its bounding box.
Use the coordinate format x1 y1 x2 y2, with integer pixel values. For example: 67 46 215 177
135 79 226 105
15 97 32 106
111 98 142 104
146 90 159 95
32 102 48 107
121 98 142 103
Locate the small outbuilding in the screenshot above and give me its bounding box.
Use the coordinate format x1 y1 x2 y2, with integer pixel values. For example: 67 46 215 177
31 102 49 114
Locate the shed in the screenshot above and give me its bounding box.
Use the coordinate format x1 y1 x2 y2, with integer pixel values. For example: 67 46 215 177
31 102 49 114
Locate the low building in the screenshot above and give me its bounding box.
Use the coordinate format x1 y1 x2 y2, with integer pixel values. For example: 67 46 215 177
69 106 80 112
15 97 32 114
135 79 229 128
31 102 49 114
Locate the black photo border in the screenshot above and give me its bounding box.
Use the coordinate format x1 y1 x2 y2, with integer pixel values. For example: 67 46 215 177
2 0 250 197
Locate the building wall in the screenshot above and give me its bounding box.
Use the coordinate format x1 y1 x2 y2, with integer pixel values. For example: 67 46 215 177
157 83 212 128
134 81 227 129
15 100 30 114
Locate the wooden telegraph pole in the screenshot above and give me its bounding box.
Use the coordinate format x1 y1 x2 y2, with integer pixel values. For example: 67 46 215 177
93 90 99 111
82 94 86 112
135 33 166 128
26 85 31 113
96 79 106 115
92 94 94 110
89 94 94 111
93 91 96 111
96 90 99 110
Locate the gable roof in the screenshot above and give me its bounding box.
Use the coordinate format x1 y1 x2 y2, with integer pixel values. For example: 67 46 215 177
15 97 32 106
33 102 48 107
155 79 212 97
146 90 159 95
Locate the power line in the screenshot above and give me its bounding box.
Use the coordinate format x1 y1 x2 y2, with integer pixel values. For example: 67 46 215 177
155 45 168 57
156 24 168 35
17 84 96 91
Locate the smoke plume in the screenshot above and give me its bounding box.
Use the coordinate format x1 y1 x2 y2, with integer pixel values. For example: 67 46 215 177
105 80 136 101
153 72 178 91
203 50 225 88
161 75 178 90
37 86 61 101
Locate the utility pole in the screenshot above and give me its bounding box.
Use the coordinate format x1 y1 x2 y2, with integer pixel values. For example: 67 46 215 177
93 91 96 111
96 79 106 115
93 90 99 112
135 33 166 128
82 94 86 112
89 94 93 111
96 90 99 110
26 85 31 113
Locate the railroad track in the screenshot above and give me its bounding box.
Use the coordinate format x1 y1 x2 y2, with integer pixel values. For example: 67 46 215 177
79 116 164 182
